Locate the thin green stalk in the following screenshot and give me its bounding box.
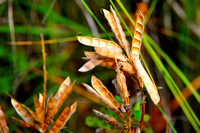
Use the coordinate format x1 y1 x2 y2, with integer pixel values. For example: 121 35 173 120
145 34 200 103
143 37 200 132
112 1 200 131
109 0 133 38
116 0 135 27
156 104 177 133
161 29 200 51
81 0 113 41
145 0 158 26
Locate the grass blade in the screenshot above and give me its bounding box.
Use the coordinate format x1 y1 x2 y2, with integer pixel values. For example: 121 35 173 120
143 37 200 131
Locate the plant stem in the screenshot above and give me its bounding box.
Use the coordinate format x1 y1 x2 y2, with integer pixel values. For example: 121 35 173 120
41 34 47 109
140 102 145 130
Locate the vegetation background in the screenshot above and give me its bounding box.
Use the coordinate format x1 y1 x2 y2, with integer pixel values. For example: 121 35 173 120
0 0 199 132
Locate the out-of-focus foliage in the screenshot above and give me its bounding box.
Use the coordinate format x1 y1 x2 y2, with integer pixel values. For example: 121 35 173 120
0 0 199 132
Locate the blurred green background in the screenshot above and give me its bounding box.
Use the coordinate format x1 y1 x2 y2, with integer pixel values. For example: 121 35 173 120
0 0 199 132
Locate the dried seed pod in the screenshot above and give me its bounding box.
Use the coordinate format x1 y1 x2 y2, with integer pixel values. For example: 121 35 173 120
131 11 145 59
54 76 71 100
116 63 129 105
134 58 160 104
84 51 98 58
95 47 127 61
93 109 124 130
49 102 77 133
46 78 75 124
91 75 119 109
100 59 116 69
48 105 71 133
39 93 44 107
83 83 123 119
77 36 122 53
11 98 35 125
34 95 44 122
103 6 129 53
11 116 34 130
79 57 103 72
112 79 124 103
0 106 9 133
118 61 135 75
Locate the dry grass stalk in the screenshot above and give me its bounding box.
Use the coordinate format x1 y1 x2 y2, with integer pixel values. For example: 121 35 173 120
78 5 161 132
10 35 77 132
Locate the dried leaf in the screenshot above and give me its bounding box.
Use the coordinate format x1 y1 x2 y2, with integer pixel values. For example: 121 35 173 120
131 11 145 59
77 36 122 53
0 106 9 133
134 58 160 104
93 109 123 130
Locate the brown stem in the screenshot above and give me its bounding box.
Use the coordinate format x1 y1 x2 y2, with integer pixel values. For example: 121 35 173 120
140 102 145 131
127 111 132 133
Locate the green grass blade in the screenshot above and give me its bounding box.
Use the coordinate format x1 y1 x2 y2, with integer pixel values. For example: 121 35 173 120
145 0 158 25
143 37 200 131
156 104 177 133
112 1 200 131
145 34 200 103
109 0 133 38
161 29 200 51
116 0 135 27
81 0 113 41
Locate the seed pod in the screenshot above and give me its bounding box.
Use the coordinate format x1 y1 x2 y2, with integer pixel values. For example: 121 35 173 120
79 57 103 72
95 47 127 61
134 58 160 104
11 98 34 125
131 11 145 59
77 36 122 53
0 106 9 133
93 109 124 130
103 6 129 53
